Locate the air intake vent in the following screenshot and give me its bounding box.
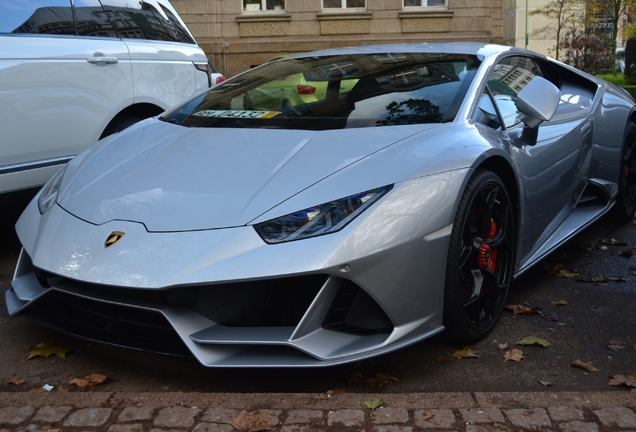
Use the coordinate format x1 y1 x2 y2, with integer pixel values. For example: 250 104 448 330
322 279 393 335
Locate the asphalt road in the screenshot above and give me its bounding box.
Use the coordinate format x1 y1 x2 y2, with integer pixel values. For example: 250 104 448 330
1 208 635 394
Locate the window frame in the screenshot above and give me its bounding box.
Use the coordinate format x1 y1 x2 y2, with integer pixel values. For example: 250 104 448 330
322 0 367 11
243 0 286 13
402 0 448 10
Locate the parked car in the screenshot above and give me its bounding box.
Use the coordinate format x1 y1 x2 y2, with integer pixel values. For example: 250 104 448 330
7 43 636 367
0 0 223 207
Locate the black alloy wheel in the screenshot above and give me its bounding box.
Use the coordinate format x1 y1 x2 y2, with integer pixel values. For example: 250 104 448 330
443 169 516 342
612 121 636 223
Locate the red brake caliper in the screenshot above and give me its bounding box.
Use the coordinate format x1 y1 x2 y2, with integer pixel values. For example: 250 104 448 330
477 218 498 295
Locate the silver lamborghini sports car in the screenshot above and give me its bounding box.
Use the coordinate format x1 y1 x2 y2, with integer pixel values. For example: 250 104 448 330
7 43 636 367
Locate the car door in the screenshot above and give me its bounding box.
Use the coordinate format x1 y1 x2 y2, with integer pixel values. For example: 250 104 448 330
474 55 594 260
0 0 133 194
99 0 211 109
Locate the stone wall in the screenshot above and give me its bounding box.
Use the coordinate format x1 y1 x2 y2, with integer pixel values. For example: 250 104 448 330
173 0 504 77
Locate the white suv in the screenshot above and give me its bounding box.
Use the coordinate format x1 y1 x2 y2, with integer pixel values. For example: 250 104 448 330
0 0 221 206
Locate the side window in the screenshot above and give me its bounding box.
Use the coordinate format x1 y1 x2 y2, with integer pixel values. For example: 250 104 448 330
487 56 541 129
74 4 117 37
99 0 196 43
0 0 75 35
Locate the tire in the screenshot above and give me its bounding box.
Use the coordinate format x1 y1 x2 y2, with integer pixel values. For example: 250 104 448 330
611 121 636 223
100 116 143 140
443 169 516 342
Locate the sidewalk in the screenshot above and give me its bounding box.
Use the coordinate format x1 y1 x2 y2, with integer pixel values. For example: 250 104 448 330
1 391 636 431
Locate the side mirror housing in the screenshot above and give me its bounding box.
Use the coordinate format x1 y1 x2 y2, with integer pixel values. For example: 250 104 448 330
516 76 561 129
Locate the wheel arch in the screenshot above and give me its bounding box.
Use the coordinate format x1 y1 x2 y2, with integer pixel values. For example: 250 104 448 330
474 155 520 221
472 156 521 263
101 103 165 138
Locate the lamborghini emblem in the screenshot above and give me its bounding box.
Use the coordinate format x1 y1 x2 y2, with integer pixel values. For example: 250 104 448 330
105 231 125 248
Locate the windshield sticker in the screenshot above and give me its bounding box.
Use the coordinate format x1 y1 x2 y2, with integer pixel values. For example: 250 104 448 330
192 110 280 119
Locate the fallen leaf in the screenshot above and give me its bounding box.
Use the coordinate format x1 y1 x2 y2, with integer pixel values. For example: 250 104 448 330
608 340 626 351
517 336 550 347
232 410 279 432
361 398 383 417
544 262 565 274
7 379 25 385
348 371 399 390
503 348 524 362
436 356 451 364
608 373 636 388
551 299 568 306
590 276 628 286
602 238 628 246
557 268 581 278
538 380 553 386
27 343 71 360
620 248 634 257
326 388 347 395
68 373 107 390
452 346 479 359
571 359 599 372
504 303 541 315
422 411 435 420
542 313 561 322
497 342 509 350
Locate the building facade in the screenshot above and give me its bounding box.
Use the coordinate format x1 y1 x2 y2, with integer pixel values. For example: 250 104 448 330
172 0 504 77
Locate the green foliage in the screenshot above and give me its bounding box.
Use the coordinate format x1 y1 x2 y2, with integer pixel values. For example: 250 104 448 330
597 73 624 85
625 36 636 84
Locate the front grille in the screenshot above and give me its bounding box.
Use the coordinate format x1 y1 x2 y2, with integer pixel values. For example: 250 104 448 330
21 291 190 356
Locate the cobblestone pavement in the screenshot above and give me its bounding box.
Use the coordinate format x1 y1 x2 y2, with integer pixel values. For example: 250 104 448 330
0 392 635 431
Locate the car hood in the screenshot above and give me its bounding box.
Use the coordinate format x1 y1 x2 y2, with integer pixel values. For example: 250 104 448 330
59 121 436 231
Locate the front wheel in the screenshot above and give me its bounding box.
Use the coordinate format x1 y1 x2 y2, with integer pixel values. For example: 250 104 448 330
443 169 516 342
611 121 636 223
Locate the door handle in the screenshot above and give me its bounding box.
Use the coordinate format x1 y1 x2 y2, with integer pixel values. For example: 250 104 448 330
87 56 118 65
580 120 592 137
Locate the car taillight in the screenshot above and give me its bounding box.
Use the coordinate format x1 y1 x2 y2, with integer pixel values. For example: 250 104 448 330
216 76 227 85
297 84 316 94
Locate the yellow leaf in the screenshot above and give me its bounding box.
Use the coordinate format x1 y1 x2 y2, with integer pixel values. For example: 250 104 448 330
538 380 553 386
27 343 71 360
551 299 568 306
422 411 435 420
517 336 550 347
452 347 479 359
362 398 383 417
555 268 580 279
7 379 25 385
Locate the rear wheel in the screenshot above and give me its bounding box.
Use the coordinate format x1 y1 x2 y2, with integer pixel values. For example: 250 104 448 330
611 121 636 223
443 169 515 342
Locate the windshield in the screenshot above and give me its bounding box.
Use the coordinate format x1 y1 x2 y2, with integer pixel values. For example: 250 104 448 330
162 52 481 130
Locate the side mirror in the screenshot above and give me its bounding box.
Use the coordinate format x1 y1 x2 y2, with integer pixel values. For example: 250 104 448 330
516 76 560 129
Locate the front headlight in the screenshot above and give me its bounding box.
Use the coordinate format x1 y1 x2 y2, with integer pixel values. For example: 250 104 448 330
254 185 393 244
38 166 66 214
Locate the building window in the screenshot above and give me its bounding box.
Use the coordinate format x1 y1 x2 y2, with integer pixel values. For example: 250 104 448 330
323 0 366 9
243 0 285 12
403 0 447 7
